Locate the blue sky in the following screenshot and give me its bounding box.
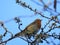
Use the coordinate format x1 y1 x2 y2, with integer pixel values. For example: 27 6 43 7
0 0 60 45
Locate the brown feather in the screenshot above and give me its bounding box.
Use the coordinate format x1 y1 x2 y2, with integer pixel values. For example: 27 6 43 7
15 19 41 38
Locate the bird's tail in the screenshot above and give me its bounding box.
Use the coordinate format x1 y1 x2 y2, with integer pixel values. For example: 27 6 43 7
14 29 26 37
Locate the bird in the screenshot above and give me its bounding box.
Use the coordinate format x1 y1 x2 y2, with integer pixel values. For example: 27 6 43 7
1 19 41 43
14 19 41 38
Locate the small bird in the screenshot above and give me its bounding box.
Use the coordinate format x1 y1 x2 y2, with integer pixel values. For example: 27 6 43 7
2 19 41 43
15 19 41 38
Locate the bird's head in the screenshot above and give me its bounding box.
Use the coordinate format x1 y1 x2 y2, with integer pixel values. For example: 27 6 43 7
35 19 41 29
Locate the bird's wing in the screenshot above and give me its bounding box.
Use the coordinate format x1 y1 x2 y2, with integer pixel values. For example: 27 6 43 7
25 23 39 34
14 22 35 37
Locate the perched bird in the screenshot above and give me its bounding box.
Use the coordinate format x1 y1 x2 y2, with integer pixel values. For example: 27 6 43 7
15 19 41 38
1 19 41 43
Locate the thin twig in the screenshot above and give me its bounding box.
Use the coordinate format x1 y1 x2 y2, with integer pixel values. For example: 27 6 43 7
16 0 60 24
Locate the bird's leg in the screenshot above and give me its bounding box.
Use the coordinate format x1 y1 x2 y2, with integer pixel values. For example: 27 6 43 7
25 34 32 42
25 35 30 43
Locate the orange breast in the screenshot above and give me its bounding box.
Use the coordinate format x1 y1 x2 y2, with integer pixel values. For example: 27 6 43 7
37 20 41 29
